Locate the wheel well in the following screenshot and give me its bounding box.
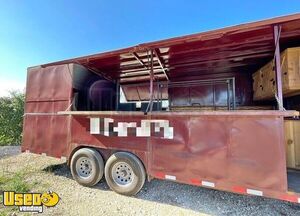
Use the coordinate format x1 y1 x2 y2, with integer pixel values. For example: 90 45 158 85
67 145 107 166
67 146 84 166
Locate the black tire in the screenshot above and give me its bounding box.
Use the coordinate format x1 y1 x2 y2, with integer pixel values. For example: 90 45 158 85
70 148 104 186
105 152 146 196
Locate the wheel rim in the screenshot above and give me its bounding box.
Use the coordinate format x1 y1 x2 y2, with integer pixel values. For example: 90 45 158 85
111 162 134 186
75 157 93 178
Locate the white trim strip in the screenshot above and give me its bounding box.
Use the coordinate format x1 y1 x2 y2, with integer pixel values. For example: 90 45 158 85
61 156 67 162
201 181 215 188
25 150 30 153
246 189 263 196
165 175 176 181
298 198 300 203
41 153 46 156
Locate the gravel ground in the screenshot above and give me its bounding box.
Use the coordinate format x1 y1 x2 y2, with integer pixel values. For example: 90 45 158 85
0 151 299 215
0 146 21 159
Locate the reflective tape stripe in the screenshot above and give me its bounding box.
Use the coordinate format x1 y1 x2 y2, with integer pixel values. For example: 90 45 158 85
155 172 176 181
155 172 165 178
165 175 176 181
156 175 267 198
298 198 300 203
41 153 46 156
280 194 299 202
246 189 263 196
190 179 201 185
232 186 246 193
25 150 30 153
202 181 215 188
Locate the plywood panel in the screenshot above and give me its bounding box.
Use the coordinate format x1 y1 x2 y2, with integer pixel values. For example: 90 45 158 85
285 121 296 168
253 47 300 100
284 120 300 169
293 121 300 167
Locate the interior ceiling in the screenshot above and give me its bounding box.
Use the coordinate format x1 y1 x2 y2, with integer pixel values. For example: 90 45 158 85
41 14 300 84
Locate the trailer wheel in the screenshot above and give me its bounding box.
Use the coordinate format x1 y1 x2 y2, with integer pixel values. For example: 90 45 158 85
105 152 145 196
70 148 104 187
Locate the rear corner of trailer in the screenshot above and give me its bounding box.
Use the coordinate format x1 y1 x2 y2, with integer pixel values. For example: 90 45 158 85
21 65 73 158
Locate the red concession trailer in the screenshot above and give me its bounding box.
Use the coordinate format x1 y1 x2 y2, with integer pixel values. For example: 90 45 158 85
22 14 300 203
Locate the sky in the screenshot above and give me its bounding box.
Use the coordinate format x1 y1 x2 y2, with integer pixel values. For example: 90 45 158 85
0 1 300 96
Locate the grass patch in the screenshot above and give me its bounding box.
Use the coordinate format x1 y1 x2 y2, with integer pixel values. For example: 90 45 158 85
0 175 10 185
0 207 19 216
0 170 42 215
0 172 31 193
8 173 31 192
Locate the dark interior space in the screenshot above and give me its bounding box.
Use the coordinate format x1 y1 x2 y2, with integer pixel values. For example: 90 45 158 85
71 64 116 111
287 169 300 193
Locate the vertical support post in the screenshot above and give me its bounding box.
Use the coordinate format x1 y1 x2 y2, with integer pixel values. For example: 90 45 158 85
227 80 230 110
213 81 216 110
156 81 160 111
232 77 236 110
146 50 154 113
149 50 154 112
115 80 120 111
160 83 163 110
273 25 284 110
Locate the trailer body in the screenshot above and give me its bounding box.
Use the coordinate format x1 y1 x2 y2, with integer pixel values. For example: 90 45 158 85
22 14 300 203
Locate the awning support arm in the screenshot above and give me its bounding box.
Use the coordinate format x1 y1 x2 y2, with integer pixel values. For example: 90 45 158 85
273 25 284 110
153 49 169 80
131 52 152 76
132 52 148 69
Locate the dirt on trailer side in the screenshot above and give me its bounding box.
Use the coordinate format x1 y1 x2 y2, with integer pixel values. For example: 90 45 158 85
0 153 299 216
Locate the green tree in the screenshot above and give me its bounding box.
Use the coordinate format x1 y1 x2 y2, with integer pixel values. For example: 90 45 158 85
0 91 25 145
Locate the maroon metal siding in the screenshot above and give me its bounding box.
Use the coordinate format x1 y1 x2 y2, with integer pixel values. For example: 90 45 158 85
25 65 72 102
67 113 287 193
65 114 149 172
150 114 286 192
22 65 73 157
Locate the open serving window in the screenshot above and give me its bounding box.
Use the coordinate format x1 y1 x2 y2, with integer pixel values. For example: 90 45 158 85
41 14 300 115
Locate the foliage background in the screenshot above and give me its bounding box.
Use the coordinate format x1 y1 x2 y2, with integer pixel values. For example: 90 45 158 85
0 91 24 145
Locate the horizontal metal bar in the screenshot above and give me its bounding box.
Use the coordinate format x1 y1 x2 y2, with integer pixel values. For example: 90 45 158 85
24 113 65 116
